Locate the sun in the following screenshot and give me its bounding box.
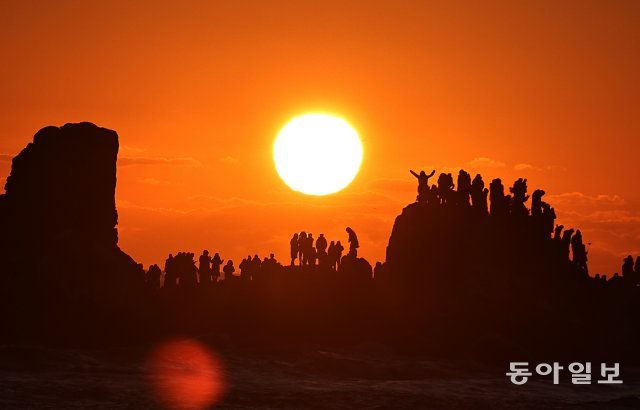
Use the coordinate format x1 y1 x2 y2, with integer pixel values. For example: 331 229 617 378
273 113 363 196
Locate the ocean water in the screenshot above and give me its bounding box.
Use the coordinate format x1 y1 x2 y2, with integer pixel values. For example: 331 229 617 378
0 344 638 409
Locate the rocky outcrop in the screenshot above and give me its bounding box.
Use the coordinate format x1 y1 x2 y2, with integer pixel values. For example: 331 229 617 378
0 123 143 331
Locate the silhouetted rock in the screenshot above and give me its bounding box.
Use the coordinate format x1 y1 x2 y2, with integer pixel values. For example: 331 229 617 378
0 123 143 338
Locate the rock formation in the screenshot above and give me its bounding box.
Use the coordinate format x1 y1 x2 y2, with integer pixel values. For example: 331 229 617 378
0 123 143 336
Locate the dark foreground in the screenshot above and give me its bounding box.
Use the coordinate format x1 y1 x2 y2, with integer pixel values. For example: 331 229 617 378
1 343 639 410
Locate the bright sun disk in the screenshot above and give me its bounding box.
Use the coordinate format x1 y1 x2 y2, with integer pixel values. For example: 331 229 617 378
273 113 363 195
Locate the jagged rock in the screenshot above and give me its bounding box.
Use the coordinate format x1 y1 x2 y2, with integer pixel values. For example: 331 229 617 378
0 123 143 330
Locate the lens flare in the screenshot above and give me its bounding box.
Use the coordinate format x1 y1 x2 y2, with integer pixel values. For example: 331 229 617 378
144 339 226 410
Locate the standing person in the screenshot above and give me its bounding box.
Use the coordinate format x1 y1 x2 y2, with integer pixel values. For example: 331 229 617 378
223 260 235 281
345 227 359 257
316 233 328 256
211 252 224 283
335 241 344 270
198 250 212 285
307 233 315 261
327 241 336 269
290 233 299 266
410 169 436 202
298 232 308 265
164 254 177 288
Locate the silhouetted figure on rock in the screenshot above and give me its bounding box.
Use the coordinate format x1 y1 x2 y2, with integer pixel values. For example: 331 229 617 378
251 254 261 280
470 174 488 215
198 250 212 284
316 233 327 255
327 241 336 268
531 189 545 218
346 227 359 257
335 241 345 269
309 246 318 266
570 230 588 274
541 202 556 238
223 260 235 281
290 233 299 266
437 173 455 205
509 178 529 218
622 255 635 280
307 234 315 262
211 252 223 283
298 232 308 265
410 169 435 202
239 255 251 280
328 240 344 270
456 169 472 206
489 178 508 217
164 254 178 288
179 252 198 287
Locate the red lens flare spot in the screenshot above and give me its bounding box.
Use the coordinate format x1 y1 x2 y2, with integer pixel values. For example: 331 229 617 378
144 339 226 410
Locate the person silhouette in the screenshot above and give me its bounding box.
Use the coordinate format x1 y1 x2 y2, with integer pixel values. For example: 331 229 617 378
456 169 472 206
290 233 299 266
509 178 529 218
570 230 588 274
239 255 251 280
298 232 308 265
346 227 359 257
316 233 327 255
198 250 212 285
328 241 337 269
307 233 315 257
489 178 508 217
335 240 344 269
410 169 436 202
622 255 634 278
531 189 546 218
251 254 261 281
470 174 487 214
211 252 223 283
437 173 455 205
164 254 177 288
309 246 318 266
223 260 235 281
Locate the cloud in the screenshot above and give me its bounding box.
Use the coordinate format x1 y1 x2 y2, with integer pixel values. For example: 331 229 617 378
219 156 239 164
119 156 201 167
514 163 541 171
0 154 12 162
545 165 568 172
467 157 505 168
548 192 625 208
119 145 147 155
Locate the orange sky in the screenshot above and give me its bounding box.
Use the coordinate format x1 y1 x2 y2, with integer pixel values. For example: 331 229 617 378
1 1 639 275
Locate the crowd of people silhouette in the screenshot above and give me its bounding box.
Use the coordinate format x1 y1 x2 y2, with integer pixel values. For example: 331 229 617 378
143 227 370 290
136 169 639 293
